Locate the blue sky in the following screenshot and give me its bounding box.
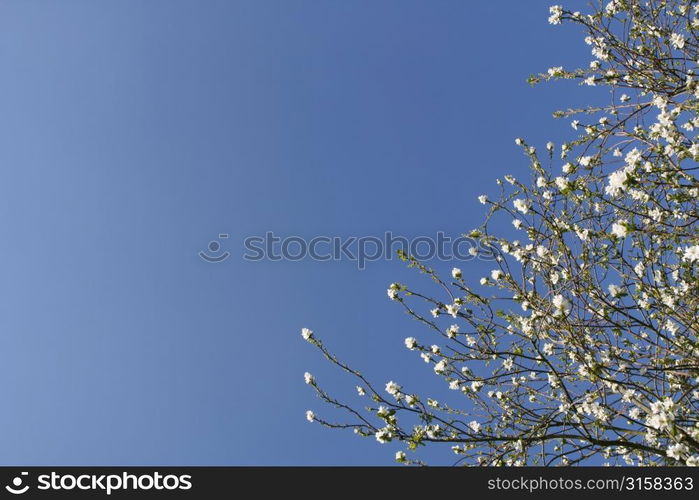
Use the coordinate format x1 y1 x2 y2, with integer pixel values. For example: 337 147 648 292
0 0 593 465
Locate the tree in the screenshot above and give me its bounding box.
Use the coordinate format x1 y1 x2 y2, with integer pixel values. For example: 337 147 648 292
302 0 699 466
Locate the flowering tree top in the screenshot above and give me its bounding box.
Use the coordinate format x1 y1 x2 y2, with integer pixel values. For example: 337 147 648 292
303 1 699 466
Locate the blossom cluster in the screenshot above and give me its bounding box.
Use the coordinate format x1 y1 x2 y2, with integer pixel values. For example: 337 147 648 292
303 0 699 467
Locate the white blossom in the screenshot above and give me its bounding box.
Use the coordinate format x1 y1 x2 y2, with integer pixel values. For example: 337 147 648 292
555 176 569 191
552 294 571 316
445 303 460 318
670 32 686 49
605 166 633 196
447 324 459 339
301 328 313 341
575 227 590 241
622 389 636 403
605 0 620 15
375 428 392 444
385 380 402 399
646 397 675 431
579 155 593 167
611 220 628 238
434 359 448 374
667 443 687 460
548 5 563 24
513 198 531 214
665 319 679 336
683 245 699 262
